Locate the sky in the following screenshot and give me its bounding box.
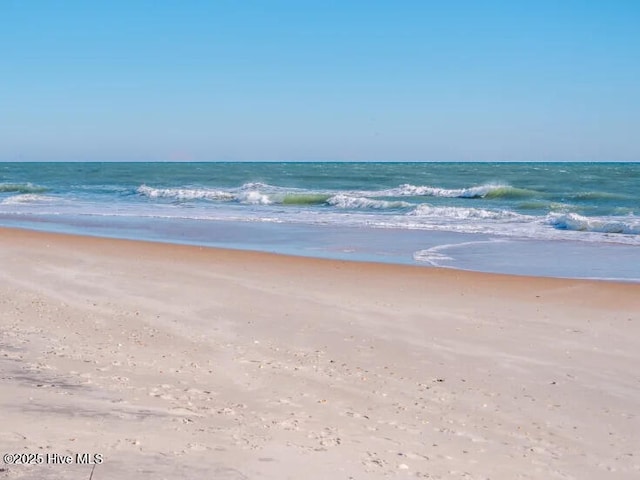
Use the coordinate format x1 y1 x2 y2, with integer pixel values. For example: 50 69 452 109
1 0 639 162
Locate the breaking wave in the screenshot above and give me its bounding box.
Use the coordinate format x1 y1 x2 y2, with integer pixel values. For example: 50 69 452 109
547 213 640 235
380 183 536 199
137 185 235 201
133 183 640 239
235 191 272 205
137 181 539 208
138 184 412 209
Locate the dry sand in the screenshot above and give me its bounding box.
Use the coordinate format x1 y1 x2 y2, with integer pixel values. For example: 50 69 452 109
0 227 638 479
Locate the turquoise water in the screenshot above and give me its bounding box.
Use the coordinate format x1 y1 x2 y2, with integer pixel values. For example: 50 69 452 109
1 162 639 280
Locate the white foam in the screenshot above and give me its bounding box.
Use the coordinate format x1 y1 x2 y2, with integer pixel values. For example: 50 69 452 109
13 183 636 248
236 190 272 205
546 213 640 234
413 239 510 266
137 185 234 201
408 204 524 220
137 183 297 205
380 183 512 198
1 194 56 205
412 250 454 265
239 182 276 191
326 194 412 209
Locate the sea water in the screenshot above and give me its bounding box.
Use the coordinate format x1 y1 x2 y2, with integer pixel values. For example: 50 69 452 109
1 162 639 281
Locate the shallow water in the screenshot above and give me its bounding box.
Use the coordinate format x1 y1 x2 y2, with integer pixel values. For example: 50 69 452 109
1 162 639 281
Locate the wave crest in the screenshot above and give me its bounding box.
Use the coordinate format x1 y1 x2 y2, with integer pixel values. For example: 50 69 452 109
547 213 640 234
138 184 273 205
383 183 535 199
137 185 235 201
0 183 48 194
282 193 331 205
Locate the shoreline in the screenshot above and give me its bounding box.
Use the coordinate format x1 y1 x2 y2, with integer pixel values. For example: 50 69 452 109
1 226 638 479
1 225 638 286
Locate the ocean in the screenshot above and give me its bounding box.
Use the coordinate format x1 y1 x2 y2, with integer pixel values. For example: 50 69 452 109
1 162 639 281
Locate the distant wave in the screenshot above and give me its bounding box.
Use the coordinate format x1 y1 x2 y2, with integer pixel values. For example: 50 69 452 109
380 183 537 199
238 182 276 191
547 213 640 235
569 191 631 201
0 183 48 194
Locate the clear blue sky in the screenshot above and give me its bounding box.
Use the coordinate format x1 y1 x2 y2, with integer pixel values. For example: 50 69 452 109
1 0 639 161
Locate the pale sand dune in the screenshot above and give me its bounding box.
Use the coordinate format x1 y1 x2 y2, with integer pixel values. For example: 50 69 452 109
0 227 638 479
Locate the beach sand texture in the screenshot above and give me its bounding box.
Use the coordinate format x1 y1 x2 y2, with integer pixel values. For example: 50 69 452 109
0 227 638 479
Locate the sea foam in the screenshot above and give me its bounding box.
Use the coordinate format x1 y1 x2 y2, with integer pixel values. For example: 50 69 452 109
380 183 535 199
327 194 412 210
408 204 524 220
1 194 56 204
137 185 235 201
547 213 640 235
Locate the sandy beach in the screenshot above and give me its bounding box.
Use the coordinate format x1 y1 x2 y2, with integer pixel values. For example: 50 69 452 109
0 227 638 479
